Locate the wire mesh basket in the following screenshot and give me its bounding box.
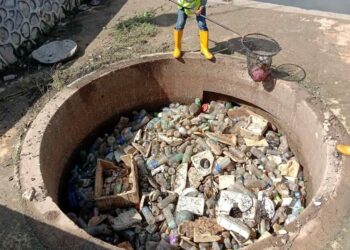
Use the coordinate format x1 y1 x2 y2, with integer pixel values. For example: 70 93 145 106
241 33 281 82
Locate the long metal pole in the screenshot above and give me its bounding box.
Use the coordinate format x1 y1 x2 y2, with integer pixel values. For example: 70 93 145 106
167 0 242 37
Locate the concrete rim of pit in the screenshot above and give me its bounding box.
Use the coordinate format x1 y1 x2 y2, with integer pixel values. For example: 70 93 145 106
19 53 350 249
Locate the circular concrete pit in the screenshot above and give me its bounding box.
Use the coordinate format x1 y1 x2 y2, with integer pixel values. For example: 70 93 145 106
20 53 350 249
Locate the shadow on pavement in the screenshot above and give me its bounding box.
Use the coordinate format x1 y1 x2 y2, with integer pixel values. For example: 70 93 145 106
0 204 109 249
211 37 246 56
272 63 307 82
212 38 306 83
152 13 177 27
52 0 127 58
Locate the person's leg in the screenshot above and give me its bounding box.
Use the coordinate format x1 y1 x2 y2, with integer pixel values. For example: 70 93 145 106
175 9 187 30
196 7 208 31
196 8 213 60
173 9 187 58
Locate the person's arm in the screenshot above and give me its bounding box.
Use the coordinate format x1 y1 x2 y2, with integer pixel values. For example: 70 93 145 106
196 0 206 15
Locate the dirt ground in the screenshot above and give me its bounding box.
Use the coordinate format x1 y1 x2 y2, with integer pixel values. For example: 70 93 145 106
1 0 350 248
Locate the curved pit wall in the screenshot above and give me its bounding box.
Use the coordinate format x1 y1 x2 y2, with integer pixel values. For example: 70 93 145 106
20 53 350 249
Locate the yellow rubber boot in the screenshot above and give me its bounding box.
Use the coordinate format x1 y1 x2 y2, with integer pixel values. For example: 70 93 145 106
173 29 183 59
336 144 350 156
199 30 213 60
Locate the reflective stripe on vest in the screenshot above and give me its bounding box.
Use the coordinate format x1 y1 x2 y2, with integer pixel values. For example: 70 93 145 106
177 0 201 15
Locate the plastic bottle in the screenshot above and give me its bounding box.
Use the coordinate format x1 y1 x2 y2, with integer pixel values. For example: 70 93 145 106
282 151 294 161
175 210 194 225
168 230 179 245
188 98 201 115
85 224 113 236
195 98 201 106
218 117 231 133
164 146 172 157
151 141 160 156
116 116 129 131
199 113 216 120
187 126 199 135
161 117 170 131
116 127 133 144
265 131 280 147
178 127 187 136
265 159 277 172
247 164 262 178
211 101 226 115
182 145 193 164
229 146 246 159
133 115 150 130
155 173 168 190
158 194 177 209
162 206 177 229
190 116 202 125
212 242 221 250
278 135 289 153
147 154 168 170
133 109 147 122
189 103 201 116
213 156 231 175
113 179 123 194
250 147 268 162
107 136 116 147
146 117 161 130
266 148 281 155
206 138 222 155
223 236 232 249
196 137 209 150
141 206 156 225
290 198 302 214
178 141 190 153
244 178 266 189
168 153 183 166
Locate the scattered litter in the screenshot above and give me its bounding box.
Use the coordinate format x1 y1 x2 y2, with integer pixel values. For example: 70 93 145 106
3 74 17 82
111 208 142 230
89 0 101 6
181 187 199 197
173 163 188 194
216 190 253 215
218 175 235 190
277 229 288 235
78 4 89 11
240 114 268 141
217 215 251 240
244 138 269 147
191 150 214 177
177 196 205 215
313 200 322 207
64 99 305 248
22 187 36 201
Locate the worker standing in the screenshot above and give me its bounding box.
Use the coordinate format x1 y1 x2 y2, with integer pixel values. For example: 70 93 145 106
173 0 213 60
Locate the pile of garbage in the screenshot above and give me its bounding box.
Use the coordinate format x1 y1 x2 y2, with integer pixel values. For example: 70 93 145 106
66 99 306 249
